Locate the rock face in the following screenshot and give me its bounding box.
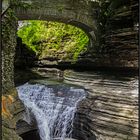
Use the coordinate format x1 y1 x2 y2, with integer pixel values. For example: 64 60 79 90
14 67 63 87
2 8 17 93
101 0 138 68
2 69 138 140
13 0 138 69
15 37 37 68
2 0 138 95
64 70 138 140
2 88 25 140
1 0 139 140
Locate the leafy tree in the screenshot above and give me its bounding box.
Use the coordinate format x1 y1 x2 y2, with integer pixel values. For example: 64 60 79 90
17 20 89 62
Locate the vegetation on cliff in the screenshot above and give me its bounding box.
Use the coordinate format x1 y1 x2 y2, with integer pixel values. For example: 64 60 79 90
17 20 89 62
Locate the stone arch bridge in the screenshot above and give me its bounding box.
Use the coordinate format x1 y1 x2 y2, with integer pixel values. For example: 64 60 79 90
14 0 98 43
2 0 138 140
2 0 101 92
2 0 138 93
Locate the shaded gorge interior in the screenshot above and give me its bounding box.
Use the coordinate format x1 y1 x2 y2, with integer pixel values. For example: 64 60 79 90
14 68 138 140
14 20 138 140
14 20 95 140
2 0 138 140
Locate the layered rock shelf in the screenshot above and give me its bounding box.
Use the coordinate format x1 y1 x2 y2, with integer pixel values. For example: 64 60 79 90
2 69 138 140
64 70 138 140
2 89 25 140
2 0 138 140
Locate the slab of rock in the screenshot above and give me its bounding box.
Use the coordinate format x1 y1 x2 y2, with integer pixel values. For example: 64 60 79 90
64 70 138 140
2 88 25 140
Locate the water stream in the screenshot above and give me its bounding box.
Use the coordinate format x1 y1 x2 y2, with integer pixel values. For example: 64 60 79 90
17 82 86 140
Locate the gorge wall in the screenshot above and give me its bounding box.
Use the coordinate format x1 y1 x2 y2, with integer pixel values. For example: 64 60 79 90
64 70 138 140
2 8 17 93
3 69 138 140
1 0 139 140
2 0 139 92
101 0 138 68
14 0 138 70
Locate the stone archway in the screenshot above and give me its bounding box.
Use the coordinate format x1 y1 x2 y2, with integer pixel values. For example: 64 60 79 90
2 0 138 139
2 0 99 92
2 0 138 93
13 0 98 42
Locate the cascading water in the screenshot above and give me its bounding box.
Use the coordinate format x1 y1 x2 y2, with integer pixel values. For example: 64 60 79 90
17 82 86 140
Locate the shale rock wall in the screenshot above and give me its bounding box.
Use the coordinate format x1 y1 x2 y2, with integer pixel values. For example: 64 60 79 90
2 8 18 93
14 0 138 69
14 37 37 68
2 0 139 94
2 89 25 140
64 70 138 140
101 0 138 68
1 0 139 140
2 69 138 140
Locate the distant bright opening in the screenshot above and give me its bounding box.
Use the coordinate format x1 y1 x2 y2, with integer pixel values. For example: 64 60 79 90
17 20 89 63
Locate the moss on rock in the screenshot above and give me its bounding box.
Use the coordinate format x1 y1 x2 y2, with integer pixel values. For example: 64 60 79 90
2 8 18 93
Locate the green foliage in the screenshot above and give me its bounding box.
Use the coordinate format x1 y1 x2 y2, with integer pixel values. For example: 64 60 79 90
17 20 89 62
11 0 33 9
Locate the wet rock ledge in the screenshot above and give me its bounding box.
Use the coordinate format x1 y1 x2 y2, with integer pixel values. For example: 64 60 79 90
2 69 138 140
64 70 138 140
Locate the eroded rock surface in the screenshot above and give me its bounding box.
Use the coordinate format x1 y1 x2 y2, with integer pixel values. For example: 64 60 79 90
2 88 25 140
2 8 17 93
64 70 138 140
2 69 138 140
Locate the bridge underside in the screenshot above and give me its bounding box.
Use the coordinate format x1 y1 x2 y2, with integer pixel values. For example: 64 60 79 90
14 0 98 43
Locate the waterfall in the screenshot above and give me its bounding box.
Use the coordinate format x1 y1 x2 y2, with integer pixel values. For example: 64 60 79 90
17 82 86 140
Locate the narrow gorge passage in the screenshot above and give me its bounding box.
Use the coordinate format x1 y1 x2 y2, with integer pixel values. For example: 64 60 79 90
17 82 86 140
2 0 138 140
